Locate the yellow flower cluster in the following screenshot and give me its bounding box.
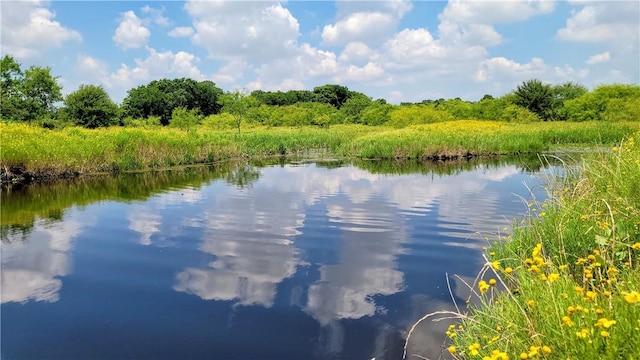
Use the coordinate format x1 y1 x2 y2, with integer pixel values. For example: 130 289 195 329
519 345 552 359
623 290 640 304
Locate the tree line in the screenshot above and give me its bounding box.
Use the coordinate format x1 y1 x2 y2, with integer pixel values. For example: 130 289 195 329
2 54 639 131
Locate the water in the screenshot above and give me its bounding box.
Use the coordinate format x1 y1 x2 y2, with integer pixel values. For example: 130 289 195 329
1 158 554 360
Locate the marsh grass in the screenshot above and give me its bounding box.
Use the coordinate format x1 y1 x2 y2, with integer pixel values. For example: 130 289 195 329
2 121 639 179
432 133 640 360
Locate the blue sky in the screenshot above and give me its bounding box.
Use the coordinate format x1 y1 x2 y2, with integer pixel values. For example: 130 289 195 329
1 1 638 104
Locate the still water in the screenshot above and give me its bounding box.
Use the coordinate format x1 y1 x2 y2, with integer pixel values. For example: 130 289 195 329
1 158 554 360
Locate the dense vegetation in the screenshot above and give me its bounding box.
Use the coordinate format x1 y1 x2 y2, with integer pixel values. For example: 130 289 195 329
2 52 640 182
2 54 640 132
3 120 640 184
433 134 640 360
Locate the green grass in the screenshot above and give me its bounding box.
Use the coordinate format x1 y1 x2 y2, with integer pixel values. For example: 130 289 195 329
437 133 640 360
2 121 639 179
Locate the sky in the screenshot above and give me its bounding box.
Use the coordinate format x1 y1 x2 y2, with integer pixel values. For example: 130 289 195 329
1 0 638 104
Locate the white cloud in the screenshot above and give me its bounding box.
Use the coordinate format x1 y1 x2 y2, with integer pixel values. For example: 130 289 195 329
385 28 444 62
557 2 639 43
168 26 194 38
185 1 300 62
76 55 110 86
0 1 81 59
475 57 547 82
439 0 555 24
141 5 170 27
339 42 376 62
586 51 611 65
322 0 412 46
113 11 150 49
336 63 384 82
322 12 397 46
105 47 204 99
211 60 247 85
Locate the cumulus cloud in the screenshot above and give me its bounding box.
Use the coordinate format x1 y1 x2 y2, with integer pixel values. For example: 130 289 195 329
322 0 412 46
82 47 205 101
76 55 110 86
113 11 150 49
475 57 548 82
439 0 555 25
557 2 639 43
185 1 300 62
0 1 81 59
141 5 170 27
168 26 194 38
586 52 611 65
338 42 376 63
322 12 398 46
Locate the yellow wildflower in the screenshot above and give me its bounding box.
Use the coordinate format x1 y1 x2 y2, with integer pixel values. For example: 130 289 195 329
623 291 640 304
547 273 560 283
585 291 596 302
596 318 617 329
448 345 456 354
489 278 497 286
505 267 513 274
576 328 590 339
478 281 490 294
527 300 535 307
520 353 528 359
601 331 610 338
562 316 574 327
469 342 481 356
542 345 552 354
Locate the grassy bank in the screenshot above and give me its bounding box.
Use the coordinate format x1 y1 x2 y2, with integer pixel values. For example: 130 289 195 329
442 134 640 359
2 121 639 182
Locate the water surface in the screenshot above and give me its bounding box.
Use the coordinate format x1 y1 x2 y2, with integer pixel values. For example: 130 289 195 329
1 158 553 359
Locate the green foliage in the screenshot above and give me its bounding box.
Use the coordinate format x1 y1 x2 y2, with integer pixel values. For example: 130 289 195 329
500 104 541 123
1 55 63 123
339 93 372 123
563 84 640 122
387 104 455 127
221 90 260 133
360 101 393 126
313 84 351 109
513 79 554 121
169 107 203 130
438 98 475 119
122 116 162 128
447 134 640 360
202 113 237 130
62 84 119 128
121 78 223 125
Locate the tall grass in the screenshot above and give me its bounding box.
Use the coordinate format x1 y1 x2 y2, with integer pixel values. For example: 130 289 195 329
435 133 640 359
2 121 639 179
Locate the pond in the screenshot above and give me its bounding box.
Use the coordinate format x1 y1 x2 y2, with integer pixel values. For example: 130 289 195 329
1 157 555 360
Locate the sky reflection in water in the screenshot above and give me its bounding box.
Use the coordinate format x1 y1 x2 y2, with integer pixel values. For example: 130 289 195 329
1 160 550 359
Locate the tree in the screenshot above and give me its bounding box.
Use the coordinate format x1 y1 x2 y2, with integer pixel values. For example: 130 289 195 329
1 55 25 120
313 84 351 109
62 84 119 128
222 90 259 133
170 107 203 130
339 93 372 123
21 66 63 122
513 79 554 121
121 78 223 125
0 55 62 123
